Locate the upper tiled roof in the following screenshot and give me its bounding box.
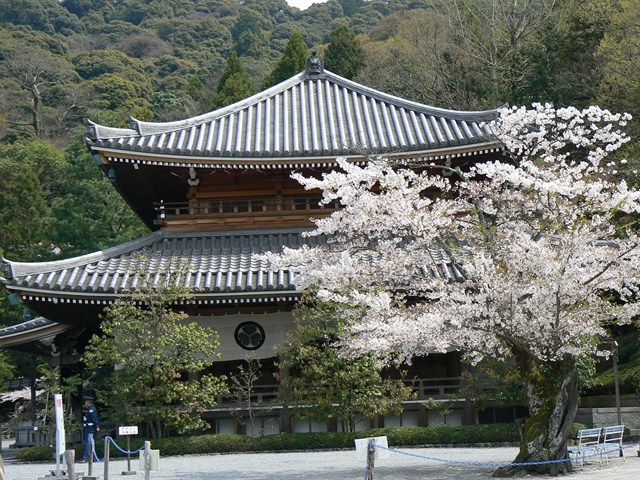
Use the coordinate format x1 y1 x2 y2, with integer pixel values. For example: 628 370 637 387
2 229 464 299
87 59 500 163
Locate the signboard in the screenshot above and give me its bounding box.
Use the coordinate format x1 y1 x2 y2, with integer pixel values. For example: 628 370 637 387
54 394 66 475
119 426 139 436
354 436 389 460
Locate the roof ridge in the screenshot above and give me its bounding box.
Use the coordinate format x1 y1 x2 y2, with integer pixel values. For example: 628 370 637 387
131 71 309 137
2 231 164 279
321 70 500 121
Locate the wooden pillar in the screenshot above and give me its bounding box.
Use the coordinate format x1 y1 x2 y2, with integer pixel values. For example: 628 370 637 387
278 357 292 433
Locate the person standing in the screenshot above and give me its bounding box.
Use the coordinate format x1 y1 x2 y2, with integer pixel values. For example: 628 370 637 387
81 396 99 462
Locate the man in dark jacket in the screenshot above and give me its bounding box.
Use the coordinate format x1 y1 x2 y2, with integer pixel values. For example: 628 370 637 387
81 396 100 462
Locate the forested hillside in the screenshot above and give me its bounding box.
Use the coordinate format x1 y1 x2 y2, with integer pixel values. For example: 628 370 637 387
0 0 638 324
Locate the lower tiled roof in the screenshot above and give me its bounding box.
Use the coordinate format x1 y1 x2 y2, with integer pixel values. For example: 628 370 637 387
0 317 71 346
2 230 324 296
2 229 465 300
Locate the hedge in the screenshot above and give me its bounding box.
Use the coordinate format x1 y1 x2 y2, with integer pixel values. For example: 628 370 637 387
15 423 522 461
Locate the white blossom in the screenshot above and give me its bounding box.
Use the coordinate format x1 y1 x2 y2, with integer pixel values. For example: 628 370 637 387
269 105 640 367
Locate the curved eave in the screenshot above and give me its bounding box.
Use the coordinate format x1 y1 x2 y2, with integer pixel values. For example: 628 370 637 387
2 232 164 280
9 287 302 303
90 140 504 170
0 318 72 348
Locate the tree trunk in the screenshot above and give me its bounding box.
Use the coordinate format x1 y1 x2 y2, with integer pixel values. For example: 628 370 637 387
493 355 578 477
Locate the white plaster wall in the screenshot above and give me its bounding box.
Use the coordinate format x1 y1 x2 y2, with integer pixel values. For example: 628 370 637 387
188 311 295 361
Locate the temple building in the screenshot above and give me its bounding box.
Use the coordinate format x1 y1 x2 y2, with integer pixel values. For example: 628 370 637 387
1 55 517 434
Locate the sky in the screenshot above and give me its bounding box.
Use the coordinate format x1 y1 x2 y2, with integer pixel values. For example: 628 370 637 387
286 0 328 10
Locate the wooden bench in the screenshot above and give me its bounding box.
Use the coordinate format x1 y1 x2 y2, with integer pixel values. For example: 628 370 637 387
568 427 602 468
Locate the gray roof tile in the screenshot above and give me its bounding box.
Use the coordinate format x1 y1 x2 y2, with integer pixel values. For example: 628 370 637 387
2 230 323 296
87 69 499 161
2 230 465 297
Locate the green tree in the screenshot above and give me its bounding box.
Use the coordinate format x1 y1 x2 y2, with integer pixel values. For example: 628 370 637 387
212 52 255 109
277 296 413 432
51 140 147 257
324 25 364 80
262 29 308 88
1 47 87 142
83 258 228 438
0 141 66 261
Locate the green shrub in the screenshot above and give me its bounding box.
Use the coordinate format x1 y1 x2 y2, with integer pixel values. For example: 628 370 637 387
16 446 55 462
357 423 519 446
36 424 518 462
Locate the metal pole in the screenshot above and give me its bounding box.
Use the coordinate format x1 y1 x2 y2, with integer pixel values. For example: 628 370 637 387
104 435 110 480
612 342 622 425
612 341 624 458
122 435 136 475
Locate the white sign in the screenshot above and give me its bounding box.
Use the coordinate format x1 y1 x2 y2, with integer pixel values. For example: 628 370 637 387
119 426 139 436
354 436 389 460
54 394 66 474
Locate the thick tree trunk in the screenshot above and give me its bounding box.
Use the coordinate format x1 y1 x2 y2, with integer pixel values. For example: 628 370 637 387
493 355 579 477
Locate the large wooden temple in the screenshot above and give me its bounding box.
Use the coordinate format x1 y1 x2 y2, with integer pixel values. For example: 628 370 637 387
1 55 518 434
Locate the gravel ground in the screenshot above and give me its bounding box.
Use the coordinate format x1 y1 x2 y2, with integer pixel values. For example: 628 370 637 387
4 446 639 480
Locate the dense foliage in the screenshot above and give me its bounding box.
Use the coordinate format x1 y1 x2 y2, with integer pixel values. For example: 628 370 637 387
82 259 228 438
277 296 414 432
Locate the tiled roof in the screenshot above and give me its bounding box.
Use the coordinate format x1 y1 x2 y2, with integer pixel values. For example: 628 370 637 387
1 230 324 296
0 317 56 336
0 317 71 345
87 62 500 162
2 230 464 298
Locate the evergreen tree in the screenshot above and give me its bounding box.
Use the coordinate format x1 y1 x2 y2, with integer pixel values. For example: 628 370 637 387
211 52 255 110
262 29 308 89
324 25 364 80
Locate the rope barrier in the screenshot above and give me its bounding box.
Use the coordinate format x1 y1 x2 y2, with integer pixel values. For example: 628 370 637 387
367 440 640 468
90 436 104 462
109 436 145 455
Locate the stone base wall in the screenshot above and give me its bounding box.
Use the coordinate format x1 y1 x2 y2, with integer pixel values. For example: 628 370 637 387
576 405 640 439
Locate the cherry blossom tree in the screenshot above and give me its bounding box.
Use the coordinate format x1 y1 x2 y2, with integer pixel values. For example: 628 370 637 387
267 104 640 475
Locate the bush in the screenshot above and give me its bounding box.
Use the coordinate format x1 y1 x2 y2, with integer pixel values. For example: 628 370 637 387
16 446 55 462
138 424 517 456
15 424 519 462
358 423 520 446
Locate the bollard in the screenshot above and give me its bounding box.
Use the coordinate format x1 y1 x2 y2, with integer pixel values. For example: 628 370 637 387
104 435 110 480
64 450 76 480
88 433 94 477
144 440 151 480
366 439 375 480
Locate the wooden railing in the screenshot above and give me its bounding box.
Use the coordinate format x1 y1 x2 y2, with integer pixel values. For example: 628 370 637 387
155 197 341 220
215 377 464 409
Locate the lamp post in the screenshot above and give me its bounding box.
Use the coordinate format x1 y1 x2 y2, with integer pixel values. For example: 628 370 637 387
612 341 622 426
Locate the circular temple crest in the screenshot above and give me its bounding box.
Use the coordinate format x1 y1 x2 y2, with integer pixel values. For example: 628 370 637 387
234 321 266 350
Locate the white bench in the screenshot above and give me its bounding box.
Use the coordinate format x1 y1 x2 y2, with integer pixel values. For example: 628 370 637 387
568 427 602 468
599 424 625 463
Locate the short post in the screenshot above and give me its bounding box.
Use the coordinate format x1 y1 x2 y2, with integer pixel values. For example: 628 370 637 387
144 440 151 480
366 439 376 480
88 433 94 476
64 450 76 480
103 435 110 480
